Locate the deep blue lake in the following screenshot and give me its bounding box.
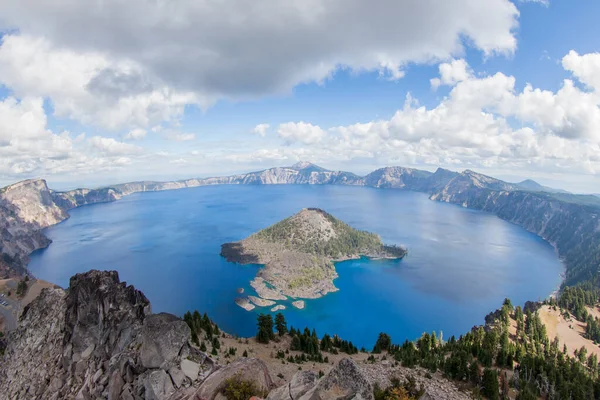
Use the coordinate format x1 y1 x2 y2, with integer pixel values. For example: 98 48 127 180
29 185 563 348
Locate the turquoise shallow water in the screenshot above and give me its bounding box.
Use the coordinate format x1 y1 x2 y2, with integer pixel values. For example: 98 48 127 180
28 185 563 347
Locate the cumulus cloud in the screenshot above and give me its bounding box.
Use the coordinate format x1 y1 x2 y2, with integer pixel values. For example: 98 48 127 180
88 136 142 155
562 50 600 92
278 122 326 145
430 59 472 90
252 124 270 137
0 0 519 129
266 56 600 176
0 96 150 181
124 128 147 141
0 35 200 130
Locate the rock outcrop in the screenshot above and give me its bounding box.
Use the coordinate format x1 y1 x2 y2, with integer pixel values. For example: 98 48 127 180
0 269 476 400
267 371 318 400
187 358 274 400
0 179 68 277
0 270 213 400
267 359 374 400
303 358 373 400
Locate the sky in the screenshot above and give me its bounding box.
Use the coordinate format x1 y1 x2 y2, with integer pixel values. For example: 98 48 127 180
1 0 600 193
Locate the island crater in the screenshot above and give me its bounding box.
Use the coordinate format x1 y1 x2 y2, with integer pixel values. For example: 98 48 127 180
221 208 407 309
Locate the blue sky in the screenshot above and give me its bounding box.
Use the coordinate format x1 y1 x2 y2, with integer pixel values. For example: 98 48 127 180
1 0 600 192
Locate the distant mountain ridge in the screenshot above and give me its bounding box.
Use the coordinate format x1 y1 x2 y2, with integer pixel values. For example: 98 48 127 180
1 161 598 289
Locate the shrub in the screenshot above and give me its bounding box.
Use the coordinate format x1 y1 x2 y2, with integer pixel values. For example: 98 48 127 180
221 374 267 400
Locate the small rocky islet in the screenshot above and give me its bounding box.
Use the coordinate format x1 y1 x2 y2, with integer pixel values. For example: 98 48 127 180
222 208 407 312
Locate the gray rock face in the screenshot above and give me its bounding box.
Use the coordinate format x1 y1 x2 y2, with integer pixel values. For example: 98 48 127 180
180 359 200 381
140 313 190 368
0 270 210 400
267 371 319 400
145 369 176 400
301 358 373 400
192 358 274 400
0 179 68 277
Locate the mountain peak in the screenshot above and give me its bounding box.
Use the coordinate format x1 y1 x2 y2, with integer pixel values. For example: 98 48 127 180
290 161 327 171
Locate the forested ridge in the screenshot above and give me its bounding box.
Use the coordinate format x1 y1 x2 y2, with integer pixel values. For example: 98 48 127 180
183 287 600 400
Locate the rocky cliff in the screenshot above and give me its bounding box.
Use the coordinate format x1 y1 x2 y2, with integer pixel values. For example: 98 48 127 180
0 179 69 277
430 170 600 286
0 270 214 399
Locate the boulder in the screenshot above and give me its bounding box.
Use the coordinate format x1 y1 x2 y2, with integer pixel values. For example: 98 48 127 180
169 367 187 388
140 313 191 369
267 371 318 400
300 358 373 400
193 358 274 400
145 369 176 400
181 359 200 381
108 371 125 400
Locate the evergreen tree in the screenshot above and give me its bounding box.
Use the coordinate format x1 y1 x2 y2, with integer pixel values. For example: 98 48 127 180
373 333 392 353
482 369 499 400
275 313 288 336
191 330 199 346
256 314 275 344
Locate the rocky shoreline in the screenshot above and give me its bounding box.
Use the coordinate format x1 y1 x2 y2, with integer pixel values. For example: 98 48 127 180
222 208 407 312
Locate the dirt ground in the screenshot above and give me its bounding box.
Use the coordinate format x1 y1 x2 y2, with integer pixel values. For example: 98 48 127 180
212 334 372 385
538 305 600 358
20 279 56 307
586 305 600 321
0 278 57 333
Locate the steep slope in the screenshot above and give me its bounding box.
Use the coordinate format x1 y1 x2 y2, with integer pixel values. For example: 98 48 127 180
221 208 406 303
363 167 433 190
431 171 600 286
0 179 69 277
0 270 215 399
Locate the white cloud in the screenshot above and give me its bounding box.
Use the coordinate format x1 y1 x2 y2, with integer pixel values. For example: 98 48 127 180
88 136 142 155
252 123 270 137
0 96 151 181
278 122 326 145
0 35 200 130
562 50 600 92
264 56 600 177
0 0 519 129
431 59 472 90
124 128 147 140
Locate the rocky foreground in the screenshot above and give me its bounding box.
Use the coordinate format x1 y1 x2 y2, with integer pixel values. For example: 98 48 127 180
0 270 468 400
221 208 407 307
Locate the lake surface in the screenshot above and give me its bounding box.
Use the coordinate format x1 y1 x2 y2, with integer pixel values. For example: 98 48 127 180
29 185 563 348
